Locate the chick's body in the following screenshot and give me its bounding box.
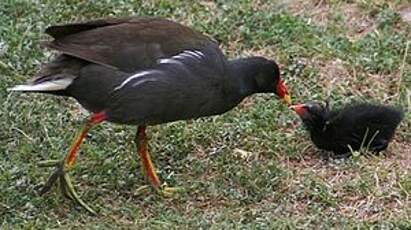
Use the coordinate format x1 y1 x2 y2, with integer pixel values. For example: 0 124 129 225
292 102 404 157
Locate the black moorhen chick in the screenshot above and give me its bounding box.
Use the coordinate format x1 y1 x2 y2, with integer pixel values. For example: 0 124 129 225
9 17 291 213
290 102 404 158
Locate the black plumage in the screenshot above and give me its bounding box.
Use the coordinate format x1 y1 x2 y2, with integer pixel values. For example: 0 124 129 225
11 17 290 125
8 16 291 213
291 102 404 157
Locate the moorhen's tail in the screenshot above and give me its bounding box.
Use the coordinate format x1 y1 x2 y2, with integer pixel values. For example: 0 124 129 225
8 76 73 94
8 55 86 95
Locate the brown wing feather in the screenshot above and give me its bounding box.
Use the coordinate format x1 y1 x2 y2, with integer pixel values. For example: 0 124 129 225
45 17 130 39
43 17 216 72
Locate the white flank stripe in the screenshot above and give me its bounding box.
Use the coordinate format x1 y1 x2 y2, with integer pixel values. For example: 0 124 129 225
114 70 161 91
131 79 158 87
175 50 204 61
173 53 190 60
158 58 181 65
193 50 205 58
8 78 73 92
156 49 204 67
184 50 202 59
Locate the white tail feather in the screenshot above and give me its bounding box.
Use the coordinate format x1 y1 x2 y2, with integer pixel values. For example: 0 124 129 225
8 78 73 92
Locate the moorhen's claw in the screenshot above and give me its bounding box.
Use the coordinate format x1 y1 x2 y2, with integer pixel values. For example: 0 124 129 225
134 185 150 196
35 114 104 214
38 160 64 195
134 185 183 197
38 160 97 215
37 159 61 167
61 173 97 215
59 175 74 201
158 186 183 197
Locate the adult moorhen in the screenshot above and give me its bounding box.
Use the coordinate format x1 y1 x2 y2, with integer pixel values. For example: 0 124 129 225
9 17 291 213
290 101 404 158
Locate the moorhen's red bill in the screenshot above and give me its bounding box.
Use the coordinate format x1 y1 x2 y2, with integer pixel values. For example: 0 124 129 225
290 102 404 158
9 17 291 214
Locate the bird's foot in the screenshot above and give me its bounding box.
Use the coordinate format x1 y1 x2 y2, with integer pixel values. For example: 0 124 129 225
158 185 183 197
38 160 97 215
134 184 183 197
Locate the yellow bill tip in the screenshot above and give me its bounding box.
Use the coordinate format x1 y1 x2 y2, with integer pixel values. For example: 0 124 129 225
283 94 292 105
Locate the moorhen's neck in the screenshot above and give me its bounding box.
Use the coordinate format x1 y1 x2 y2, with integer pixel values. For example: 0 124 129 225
227 57 265 96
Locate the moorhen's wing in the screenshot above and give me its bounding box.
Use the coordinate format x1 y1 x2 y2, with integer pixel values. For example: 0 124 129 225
104 43 236 125
43 17 216 73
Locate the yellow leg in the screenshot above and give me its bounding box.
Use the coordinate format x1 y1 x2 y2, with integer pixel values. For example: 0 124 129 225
136 126 181 196
63 112 106 170
38 111 106 215
137 126 161 189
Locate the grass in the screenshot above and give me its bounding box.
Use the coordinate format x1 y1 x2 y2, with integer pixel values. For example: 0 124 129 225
1 0 410 228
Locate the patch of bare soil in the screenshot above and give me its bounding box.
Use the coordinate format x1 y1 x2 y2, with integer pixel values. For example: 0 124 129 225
286 0 330 27
313 58 353 96
287 0 375 40
277 137 410 221
300 55 402 102
392 140 411 170
399 5 411 23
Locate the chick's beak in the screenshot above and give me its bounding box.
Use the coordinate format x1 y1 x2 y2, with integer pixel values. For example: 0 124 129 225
289 104 307 117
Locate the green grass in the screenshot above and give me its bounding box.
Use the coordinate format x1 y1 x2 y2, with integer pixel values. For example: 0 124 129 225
1 0 410 228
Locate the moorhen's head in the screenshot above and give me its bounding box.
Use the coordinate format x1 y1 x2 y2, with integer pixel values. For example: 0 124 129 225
290 101 330 131
245 57 291 105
